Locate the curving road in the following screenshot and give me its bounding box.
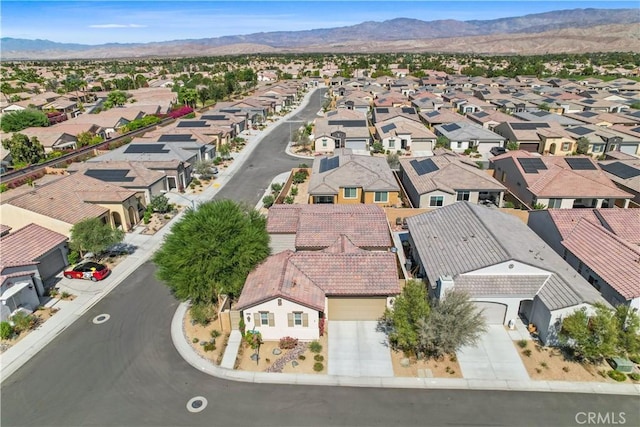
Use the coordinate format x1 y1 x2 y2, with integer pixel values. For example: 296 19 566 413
1 88 639 427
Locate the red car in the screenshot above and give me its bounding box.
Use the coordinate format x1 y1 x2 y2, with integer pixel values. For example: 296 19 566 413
64 262 110 282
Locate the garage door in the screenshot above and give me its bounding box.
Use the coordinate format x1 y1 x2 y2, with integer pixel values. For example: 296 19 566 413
345 140 368 151
620 144 638 155
37 248 65 281
518 143 539 153
475 302 507 324
328 297 387 321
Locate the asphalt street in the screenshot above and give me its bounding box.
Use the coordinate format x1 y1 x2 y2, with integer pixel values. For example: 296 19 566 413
1 88 638 427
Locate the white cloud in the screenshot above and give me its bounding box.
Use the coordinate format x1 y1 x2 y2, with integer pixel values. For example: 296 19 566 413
88 24 147 29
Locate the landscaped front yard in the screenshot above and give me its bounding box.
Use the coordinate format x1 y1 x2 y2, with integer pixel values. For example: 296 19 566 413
183 308 228 366
390 350 462 378
0 306 59 353
235 335 329 375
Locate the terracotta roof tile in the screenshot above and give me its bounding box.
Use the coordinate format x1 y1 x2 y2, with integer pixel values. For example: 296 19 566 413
595 209 640 245
0 223 67 268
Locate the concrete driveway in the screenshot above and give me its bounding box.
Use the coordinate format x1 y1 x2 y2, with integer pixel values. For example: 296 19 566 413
457 325 529 380
328 321 394 377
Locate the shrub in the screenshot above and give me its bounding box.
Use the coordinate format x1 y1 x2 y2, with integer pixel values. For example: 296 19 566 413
190 303 215 326
11 312 36 333
314 354 324 362
212 157 222 166
503 201 515 208
191 178 201 186
262 195 275 208
271 183 283 193
298 163 309 168
628 373 640 381
210 329 221 339
292 170 308 184
290 186 298 196
607 370 627 382
284 196 294 204
313 362 324 372
203 342 216 352
279 336 298 350
517 339 528 348
61 291 71 299
192 337 199 344
535 368 542 374
0 183 8 193
143 210 152 224
298 355 306 361
540 362 548 369
0 321 14 339
562 366 570 372
265 358 271 363
629 354 640 364
67 250 80 265
309 340 322 353
449 354 457 362
523 349 532 357
48 288 59 298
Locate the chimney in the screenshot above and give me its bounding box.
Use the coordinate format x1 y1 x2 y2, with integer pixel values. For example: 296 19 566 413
437 275 455 300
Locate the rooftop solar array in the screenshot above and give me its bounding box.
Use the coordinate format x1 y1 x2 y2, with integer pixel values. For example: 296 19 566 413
474 111 489 118
201 115 227 121
84 169 135 182
410 158 439 176
441 123 461 132
600 162 640 179
319 156 340 173
581 99 597 105
517 158 548 174
401 107 415 114
177 120 209 128
532 111 549 117
327 120 367 127
578 111 599 118
565 157 597 170
124 144 169 154
511 122 550 130
567 126 593 136
376 108 389 113
380 123 396 133
158 134 195 142
425 111 440 118
631 127 640 134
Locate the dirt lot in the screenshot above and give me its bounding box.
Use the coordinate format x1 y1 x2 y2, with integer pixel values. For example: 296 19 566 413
514 340 639 383
236 334 329 374
390 350 462 378
183 310 228 366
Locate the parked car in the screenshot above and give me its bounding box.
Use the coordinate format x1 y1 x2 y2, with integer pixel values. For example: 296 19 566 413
490 146 507 156
63 262 110 282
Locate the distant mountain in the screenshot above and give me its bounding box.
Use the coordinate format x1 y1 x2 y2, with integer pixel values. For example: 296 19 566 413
2 8 638 59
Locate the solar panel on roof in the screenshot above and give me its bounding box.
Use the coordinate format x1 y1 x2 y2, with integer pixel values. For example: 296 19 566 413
517 158 547 174
376 108 389 113
410 158 439 176
327 120 367 127
426 111 440 118
578 111 598 118
532 111 549 117
380 123 396 133
441 123 461 132
631 127 640 133
565 158 597 170
124 144 169 154
201 114 227 120
600 162 640 179
582 99 597 104
568 126 593 136
177 121 209 128
511 122 550 130
401 107 415 114
475 111 489 118
84 169 135 182
158 134 195 142
319 156 340 173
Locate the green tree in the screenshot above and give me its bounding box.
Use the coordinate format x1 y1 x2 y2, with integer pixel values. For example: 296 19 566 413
149 194 170 213
194 159 216 178
153 200 270 304
69 217 125 257
559 304 619 363
1 133 45 165
0 109 49 132
435 135 450 150
76 131 103 147
506 141 520 151
416 290 487 359
381 280 431 354
386 152 400 169
614 305 640 357
575 137 590 155
103 90 128 108
219 143 231 160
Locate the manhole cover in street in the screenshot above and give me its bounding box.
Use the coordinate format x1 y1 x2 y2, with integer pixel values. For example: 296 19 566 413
186 396 208 413
92 314 110 324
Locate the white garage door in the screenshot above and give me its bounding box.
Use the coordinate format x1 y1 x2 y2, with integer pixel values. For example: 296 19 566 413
328 297 387 321
37 248 65 281
475 302 507 324
620 144 638 155
345 140 368 151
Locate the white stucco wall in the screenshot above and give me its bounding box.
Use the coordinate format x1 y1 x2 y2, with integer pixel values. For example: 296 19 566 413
242 297 320 341
472 296 524 325
465 260 551 276
314 136 335 153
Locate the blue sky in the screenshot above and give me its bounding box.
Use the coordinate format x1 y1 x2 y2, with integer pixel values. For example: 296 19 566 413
1 1 637 45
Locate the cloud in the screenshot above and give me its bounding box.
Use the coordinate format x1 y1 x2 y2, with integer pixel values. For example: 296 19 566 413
89 24 147 29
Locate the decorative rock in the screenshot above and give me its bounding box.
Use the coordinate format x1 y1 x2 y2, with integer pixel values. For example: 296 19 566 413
272 348 282 356
250 353 259 361
291 361 299 368
400 358 411 367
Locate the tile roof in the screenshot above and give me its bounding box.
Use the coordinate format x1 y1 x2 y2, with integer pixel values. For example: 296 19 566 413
67 161 166 188
267 204 391 249
453 275 547 297
236 238 400 311
407 202 605 309
375 117 436 140
435 121 505 142
561 219 640 300
595 209 640 245
0 223 67 268
399 154 506 196
545 209 601 240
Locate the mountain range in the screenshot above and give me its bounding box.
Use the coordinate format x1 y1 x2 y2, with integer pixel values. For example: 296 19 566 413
2 8 639 59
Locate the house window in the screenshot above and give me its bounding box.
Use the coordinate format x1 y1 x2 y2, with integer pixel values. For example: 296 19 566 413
548 198 562 208
374 192 388 203
456 142 463 149
293 312 302 326
389 139 395 149
429 195 444 207
314 195 334 204
260 312 269 326
592 144 603 153
456 191 470 201
322 139 327 147
343 187 357 199
501 172 507 182
562 142 571 151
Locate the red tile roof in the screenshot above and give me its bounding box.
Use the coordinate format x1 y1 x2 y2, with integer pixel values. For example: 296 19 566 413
0 223 67 268
267 204 392 249
561 219 640 300
236 237 400 311
595 209 640 245
547 209 601 239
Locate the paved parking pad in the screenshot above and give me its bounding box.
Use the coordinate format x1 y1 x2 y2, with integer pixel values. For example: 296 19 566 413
457 325 529 380
328 321 394 377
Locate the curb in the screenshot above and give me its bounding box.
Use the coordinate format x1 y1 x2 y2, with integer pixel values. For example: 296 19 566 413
171 302 640 395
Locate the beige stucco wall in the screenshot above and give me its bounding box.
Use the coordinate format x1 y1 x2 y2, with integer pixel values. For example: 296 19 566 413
0 204 74 236
242 297 320 341
314 136 335 153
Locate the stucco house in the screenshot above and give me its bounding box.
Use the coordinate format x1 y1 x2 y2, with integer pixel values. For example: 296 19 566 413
564 125 640 157
406 202 609 344
1 223 69 321
399 152 505 208
313 110 371 153
528 208 640 311
599 157 640 207
236 236 401 340
434 122 506 155
307 149 400 205
374 116 437 154
491 151 633 209
266 204 392 254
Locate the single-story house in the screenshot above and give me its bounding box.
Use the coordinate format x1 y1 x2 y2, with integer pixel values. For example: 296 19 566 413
598 157 640 206
406 202 609 344
313 110 371 153
374 116 437 154
434 122 506 155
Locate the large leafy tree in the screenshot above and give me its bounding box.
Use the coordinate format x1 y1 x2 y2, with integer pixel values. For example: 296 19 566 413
153 200 270 305
0 109 49 133
70 217 125 257
1 133 46 165
103 90 128 109
575 137 590 155
381 279 431 353
559 303 620 363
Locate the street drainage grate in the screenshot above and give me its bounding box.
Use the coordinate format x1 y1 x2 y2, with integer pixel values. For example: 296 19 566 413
186 396 208 413
92 314 110 324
